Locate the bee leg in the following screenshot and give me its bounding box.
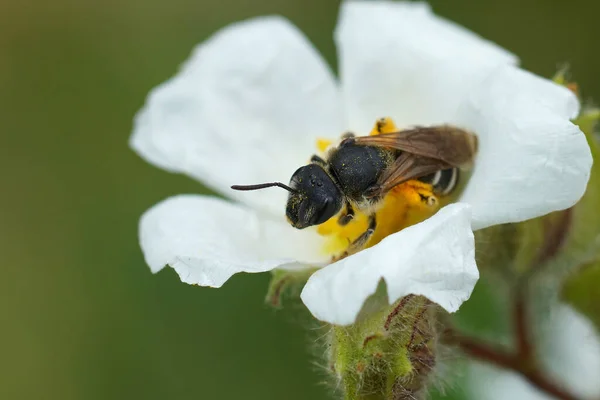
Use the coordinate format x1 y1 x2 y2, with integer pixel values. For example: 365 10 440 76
310 154 328 168
338 202 355 226
346 214 377 255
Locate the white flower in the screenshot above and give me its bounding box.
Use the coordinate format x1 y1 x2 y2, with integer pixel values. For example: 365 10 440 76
130 1 592 325
467 304 600 400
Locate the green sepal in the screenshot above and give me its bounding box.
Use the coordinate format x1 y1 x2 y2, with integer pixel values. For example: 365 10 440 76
328 286 435 400
551 70 600 331
560 106 600 332
552 70 600 256
473 212 563 279
563 107 600 255
265 267 317 308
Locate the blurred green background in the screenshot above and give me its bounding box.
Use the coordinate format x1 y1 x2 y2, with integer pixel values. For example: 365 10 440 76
1 0 598 399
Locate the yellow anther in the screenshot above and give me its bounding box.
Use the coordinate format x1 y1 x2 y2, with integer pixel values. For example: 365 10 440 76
316 138 333 153
395 180 439 210
318 181 440 258
367 181 439 248
370 117 399 136
317 210 371 255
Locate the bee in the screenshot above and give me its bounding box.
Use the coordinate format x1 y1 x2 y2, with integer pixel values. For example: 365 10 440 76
232 124 477 255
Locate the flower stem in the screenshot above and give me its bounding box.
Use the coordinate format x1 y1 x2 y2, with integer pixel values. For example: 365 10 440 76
446 283 581 400
447 333 579 400
514 283 533 364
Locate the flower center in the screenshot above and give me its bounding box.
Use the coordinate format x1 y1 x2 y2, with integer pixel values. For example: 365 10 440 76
315 117 447 258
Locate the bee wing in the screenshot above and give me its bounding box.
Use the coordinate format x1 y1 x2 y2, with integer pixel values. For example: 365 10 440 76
353 126 477 167
371 152 452 197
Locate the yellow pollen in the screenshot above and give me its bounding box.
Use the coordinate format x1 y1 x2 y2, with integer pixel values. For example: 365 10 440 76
315 117 441 258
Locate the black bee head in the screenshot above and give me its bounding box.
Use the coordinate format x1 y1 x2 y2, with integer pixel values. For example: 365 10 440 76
230 164 343 230
286 164 343 229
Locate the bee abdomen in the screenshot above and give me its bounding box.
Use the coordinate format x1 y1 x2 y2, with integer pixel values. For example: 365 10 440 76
419 168 459 196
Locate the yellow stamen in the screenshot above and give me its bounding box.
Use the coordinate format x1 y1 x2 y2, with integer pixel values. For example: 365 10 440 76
370 117 399 135
316 118 441 258
318 181 439 256
316 138 333 153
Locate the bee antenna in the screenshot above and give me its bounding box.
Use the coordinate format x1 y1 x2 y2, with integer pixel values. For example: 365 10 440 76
231 182 297 193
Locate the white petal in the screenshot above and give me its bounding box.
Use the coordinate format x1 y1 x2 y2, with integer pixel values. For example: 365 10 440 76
541 305 600 399
300 203 477 325
139 195 326 287
131 17 344 217
457 66 592 230
336 1 518 132
467 363 550 400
